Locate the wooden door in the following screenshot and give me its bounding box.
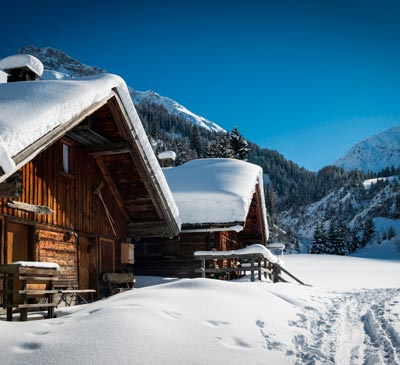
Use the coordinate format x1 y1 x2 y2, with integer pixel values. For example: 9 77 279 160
78 236 90 290
6 222 33 263
99 238 115 274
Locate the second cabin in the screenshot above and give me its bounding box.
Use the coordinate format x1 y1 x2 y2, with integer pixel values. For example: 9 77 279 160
134 158 269 277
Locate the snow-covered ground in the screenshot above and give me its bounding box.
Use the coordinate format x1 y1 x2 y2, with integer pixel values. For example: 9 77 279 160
1 245 399 365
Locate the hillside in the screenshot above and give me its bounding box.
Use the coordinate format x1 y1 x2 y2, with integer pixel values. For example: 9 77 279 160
280 176 400 252
335 126 400 173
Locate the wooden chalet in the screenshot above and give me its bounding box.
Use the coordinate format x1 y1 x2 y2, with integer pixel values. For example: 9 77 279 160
0 70 180 303
134 158 269 278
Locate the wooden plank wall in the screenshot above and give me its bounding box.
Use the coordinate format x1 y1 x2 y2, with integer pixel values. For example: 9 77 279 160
36 227 77 285
0 139 127 240
0 139 128 287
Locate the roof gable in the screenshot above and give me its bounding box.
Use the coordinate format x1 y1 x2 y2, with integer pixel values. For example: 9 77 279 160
0 74 181 238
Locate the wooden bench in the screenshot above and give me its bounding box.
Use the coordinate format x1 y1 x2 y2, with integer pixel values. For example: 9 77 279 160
0 263 59 321
54 281 96 306
102 272 135 296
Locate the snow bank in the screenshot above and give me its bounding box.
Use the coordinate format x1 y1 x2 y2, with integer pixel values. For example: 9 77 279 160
194 244 282 265
12 261 60 270
0 254 400 364
163 158 267 238
0 54 44 77
0 74 180 225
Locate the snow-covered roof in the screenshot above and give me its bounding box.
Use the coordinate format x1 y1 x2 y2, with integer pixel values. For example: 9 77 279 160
163 158 268 238
0 73 180 230
0 70 7 84
0 54 44 77
158 150 176 160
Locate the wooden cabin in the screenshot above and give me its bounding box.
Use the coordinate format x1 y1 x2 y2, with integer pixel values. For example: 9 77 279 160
0 73 180 302
134 158 269 277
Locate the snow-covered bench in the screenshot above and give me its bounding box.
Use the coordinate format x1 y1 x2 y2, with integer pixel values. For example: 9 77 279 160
102 272 135 296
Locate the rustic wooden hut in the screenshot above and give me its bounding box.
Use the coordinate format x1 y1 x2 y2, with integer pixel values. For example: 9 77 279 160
134 158 269 277
0 71 180 300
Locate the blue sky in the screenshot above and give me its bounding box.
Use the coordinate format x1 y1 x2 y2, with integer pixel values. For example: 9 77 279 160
2 0 400 171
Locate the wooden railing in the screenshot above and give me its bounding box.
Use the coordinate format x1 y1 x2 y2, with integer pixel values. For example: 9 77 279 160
195 253 282 282
194 252 306 285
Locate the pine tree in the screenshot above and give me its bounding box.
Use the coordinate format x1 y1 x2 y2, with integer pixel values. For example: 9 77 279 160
310 222 327 254
388 226 396 240
206 134 233 158
349 227 360 253
361 218 375 247
229 127 250 160
189 126 202 157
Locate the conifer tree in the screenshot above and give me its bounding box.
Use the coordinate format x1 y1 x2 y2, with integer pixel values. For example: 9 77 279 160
361 218 375 247
310 222 327 254
229 127 250 160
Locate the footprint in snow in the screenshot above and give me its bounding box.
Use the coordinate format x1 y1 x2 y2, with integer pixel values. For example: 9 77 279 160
161 310 183 319
30 331 50 336
206 320 231 327
221 337 253 350
14 342 42 352
256 320 265 329
44 321 64 326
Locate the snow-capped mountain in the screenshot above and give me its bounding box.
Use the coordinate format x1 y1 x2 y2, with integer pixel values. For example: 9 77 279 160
130 90 225 133
335 126 400 173
19 45 105 79
18 46 224 133
280 176 400 250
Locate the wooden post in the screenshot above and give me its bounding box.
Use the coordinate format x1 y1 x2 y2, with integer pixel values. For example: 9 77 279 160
250 259 254 282
201 258 205 278
263 259 268 279
257 257 262 281
6 273 12 321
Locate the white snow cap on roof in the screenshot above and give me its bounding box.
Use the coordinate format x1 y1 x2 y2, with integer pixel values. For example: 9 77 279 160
0 70 7 84
158 150 176 161
163 158 268 238
0 73 180 226
0 54 44 77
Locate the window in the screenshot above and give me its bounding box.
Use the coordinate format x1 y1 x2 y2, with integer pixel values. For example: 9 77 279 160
61 140 74 177
62 143 69 174
134 242 161 256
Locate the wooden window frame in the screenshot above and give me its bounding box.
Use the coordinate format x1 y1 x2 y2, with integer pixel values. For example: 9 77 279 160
60 138 75 179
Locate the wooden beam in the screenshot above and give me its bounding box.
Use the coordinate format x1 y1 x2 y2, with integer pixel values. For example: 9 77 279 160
127 221 169 238
107 94 180 238
7 201 54 215
94 157 129 221
87 142 130 156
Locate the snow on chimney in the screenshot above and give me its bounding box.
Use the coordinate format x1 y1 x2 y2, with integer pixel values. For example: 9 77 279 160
0 54 44 82
158 151 176 168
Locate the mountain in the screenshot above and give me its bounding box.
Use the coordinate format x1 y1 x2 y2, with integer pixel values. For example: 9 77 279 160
18 46 224 133
280 176 400 252
19 45 105 79
335 126 400 173
131 90 225 133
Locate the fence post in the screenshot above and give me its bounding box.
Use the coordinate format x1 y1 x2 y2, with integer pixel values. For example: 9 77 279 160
250 258 255 282
201 258 205 278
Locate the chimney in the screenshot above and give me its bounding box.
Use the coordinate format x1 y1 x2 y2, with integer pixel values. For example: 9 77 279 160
158 151 176 168
0 54 44 82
